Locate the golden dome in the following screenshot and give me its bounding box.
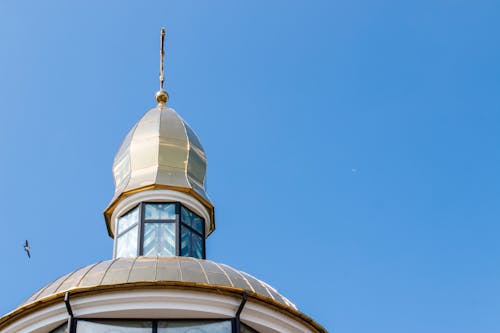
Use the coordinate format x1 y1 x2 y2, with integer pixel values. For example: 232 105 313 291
104 104 214 237
0 257 327 333
20 257 295 309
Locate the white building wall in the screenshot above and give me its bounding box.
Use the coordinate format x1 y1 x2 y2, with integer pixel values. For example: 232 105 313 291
1 289 318 333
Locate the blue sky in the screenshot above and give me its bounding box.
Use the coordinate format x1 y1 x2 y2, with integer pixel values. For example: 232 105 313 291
1 1 500 332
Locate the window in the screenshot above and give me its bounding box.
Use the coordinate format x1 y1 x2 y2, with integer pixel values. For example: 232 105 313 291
143 203 176 257
73 320 256 333
76 320 151 333
115 206 139 258
143 222 176 256
158 320 232 332
144 203 176 220
180 206 205 258
114 203 206 259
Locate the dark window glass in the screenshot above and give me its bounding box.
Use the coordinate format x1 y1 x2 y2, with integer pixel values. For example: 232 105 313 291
181 206 204 234
181 226 190 257
181 226 204 259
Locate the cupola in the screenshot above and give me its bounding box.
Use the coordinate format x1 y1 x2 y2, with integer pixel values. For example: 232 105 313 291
104 28 214 259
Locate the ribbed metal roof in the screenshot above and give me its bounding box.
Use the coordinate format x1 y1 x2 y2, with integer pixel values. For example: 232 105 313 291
111 105 210 209
22 257 295 309
104 105 215 238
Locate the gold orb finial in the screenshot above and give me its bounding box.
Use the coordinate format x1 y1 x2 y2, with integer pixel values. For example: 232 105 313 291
156 89 169 104
156 27 168 105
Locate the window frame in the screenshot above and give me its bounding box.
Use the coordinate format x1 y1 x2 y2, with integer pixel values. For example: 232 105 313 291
180 205 205 258
114 202 206 259
115 206 140 258
55 318 259 333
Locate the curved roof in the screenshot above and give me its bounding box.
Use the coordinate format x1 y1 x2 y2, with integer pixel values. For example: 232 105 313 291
104 105 214 237
22 257 295 309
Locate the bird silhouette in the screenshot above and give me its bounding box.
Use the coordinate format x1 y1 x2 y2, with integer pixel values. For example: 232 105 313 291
24 240 31 258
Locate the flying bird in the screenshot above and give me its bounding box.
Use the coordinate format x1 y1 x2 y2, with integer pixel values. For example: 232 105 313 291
24 240 31 258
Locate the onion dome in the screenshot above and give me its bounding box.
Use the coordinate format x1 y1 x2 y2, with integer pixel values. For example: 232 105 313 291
104 103 214 237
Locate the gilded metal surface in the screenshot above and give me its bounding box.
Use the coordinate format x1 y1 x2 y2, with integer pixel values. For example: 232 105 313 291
105 105 214 237
156 90 168 104
21 257 295 308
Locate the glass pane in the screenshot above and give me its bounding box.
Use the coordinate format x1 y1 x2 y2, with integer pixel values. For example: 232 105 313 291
145 203 176 220
116 226 138 258
117 206 139 234
50 323 68 333
181 227 190 257
181 227 204 259
143 222 175 256
158 320 231 333
192 233 203 258
76 320 151 333
181 206 204 234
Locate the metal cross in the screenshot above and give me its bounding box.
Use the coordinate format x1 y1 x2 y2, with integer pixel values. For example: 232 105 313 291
159 27 166 91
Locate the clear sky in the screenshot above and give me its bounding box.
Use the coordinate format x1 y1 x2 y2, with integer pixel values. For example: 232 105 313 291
0 1 499 332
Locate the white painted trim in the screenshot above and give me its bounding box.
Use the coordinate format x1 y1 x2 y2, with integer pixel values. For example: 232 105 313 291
0 290 318 333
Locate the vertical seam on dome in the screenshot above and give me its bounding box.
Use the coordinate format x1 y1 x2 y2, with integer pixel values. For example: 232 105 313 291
195 259 210 284
177 257 183 281
75 261 102 288
24 281 52 304
110 120 140 237
260 281 277 301
25 286 47 303
153 106 162 184
98 258 119 285
210 260 234 287
219 264 255 293
240 271 276 302
53 270 81 294
126 256 140 283
119 122 139 195
154 255 159 281
179 113 192 188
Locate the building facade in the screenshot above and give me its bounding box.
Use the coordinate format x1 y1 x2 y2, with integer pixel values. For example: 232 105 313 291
0 29 327 333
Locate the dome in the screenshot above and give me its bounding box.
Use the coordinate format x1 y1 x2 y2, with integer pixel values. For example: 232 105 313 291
104 104 214 237
1 257 328 333
21 257 295 308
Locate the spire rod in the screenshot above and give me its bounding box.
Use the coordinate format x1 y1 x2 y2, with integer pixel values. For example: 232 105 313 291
159 27 165 91
156 27 169 104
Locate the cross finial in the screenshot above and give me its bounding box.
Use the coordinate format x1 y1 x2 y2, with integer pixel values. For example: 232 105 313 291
156 27 169 104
